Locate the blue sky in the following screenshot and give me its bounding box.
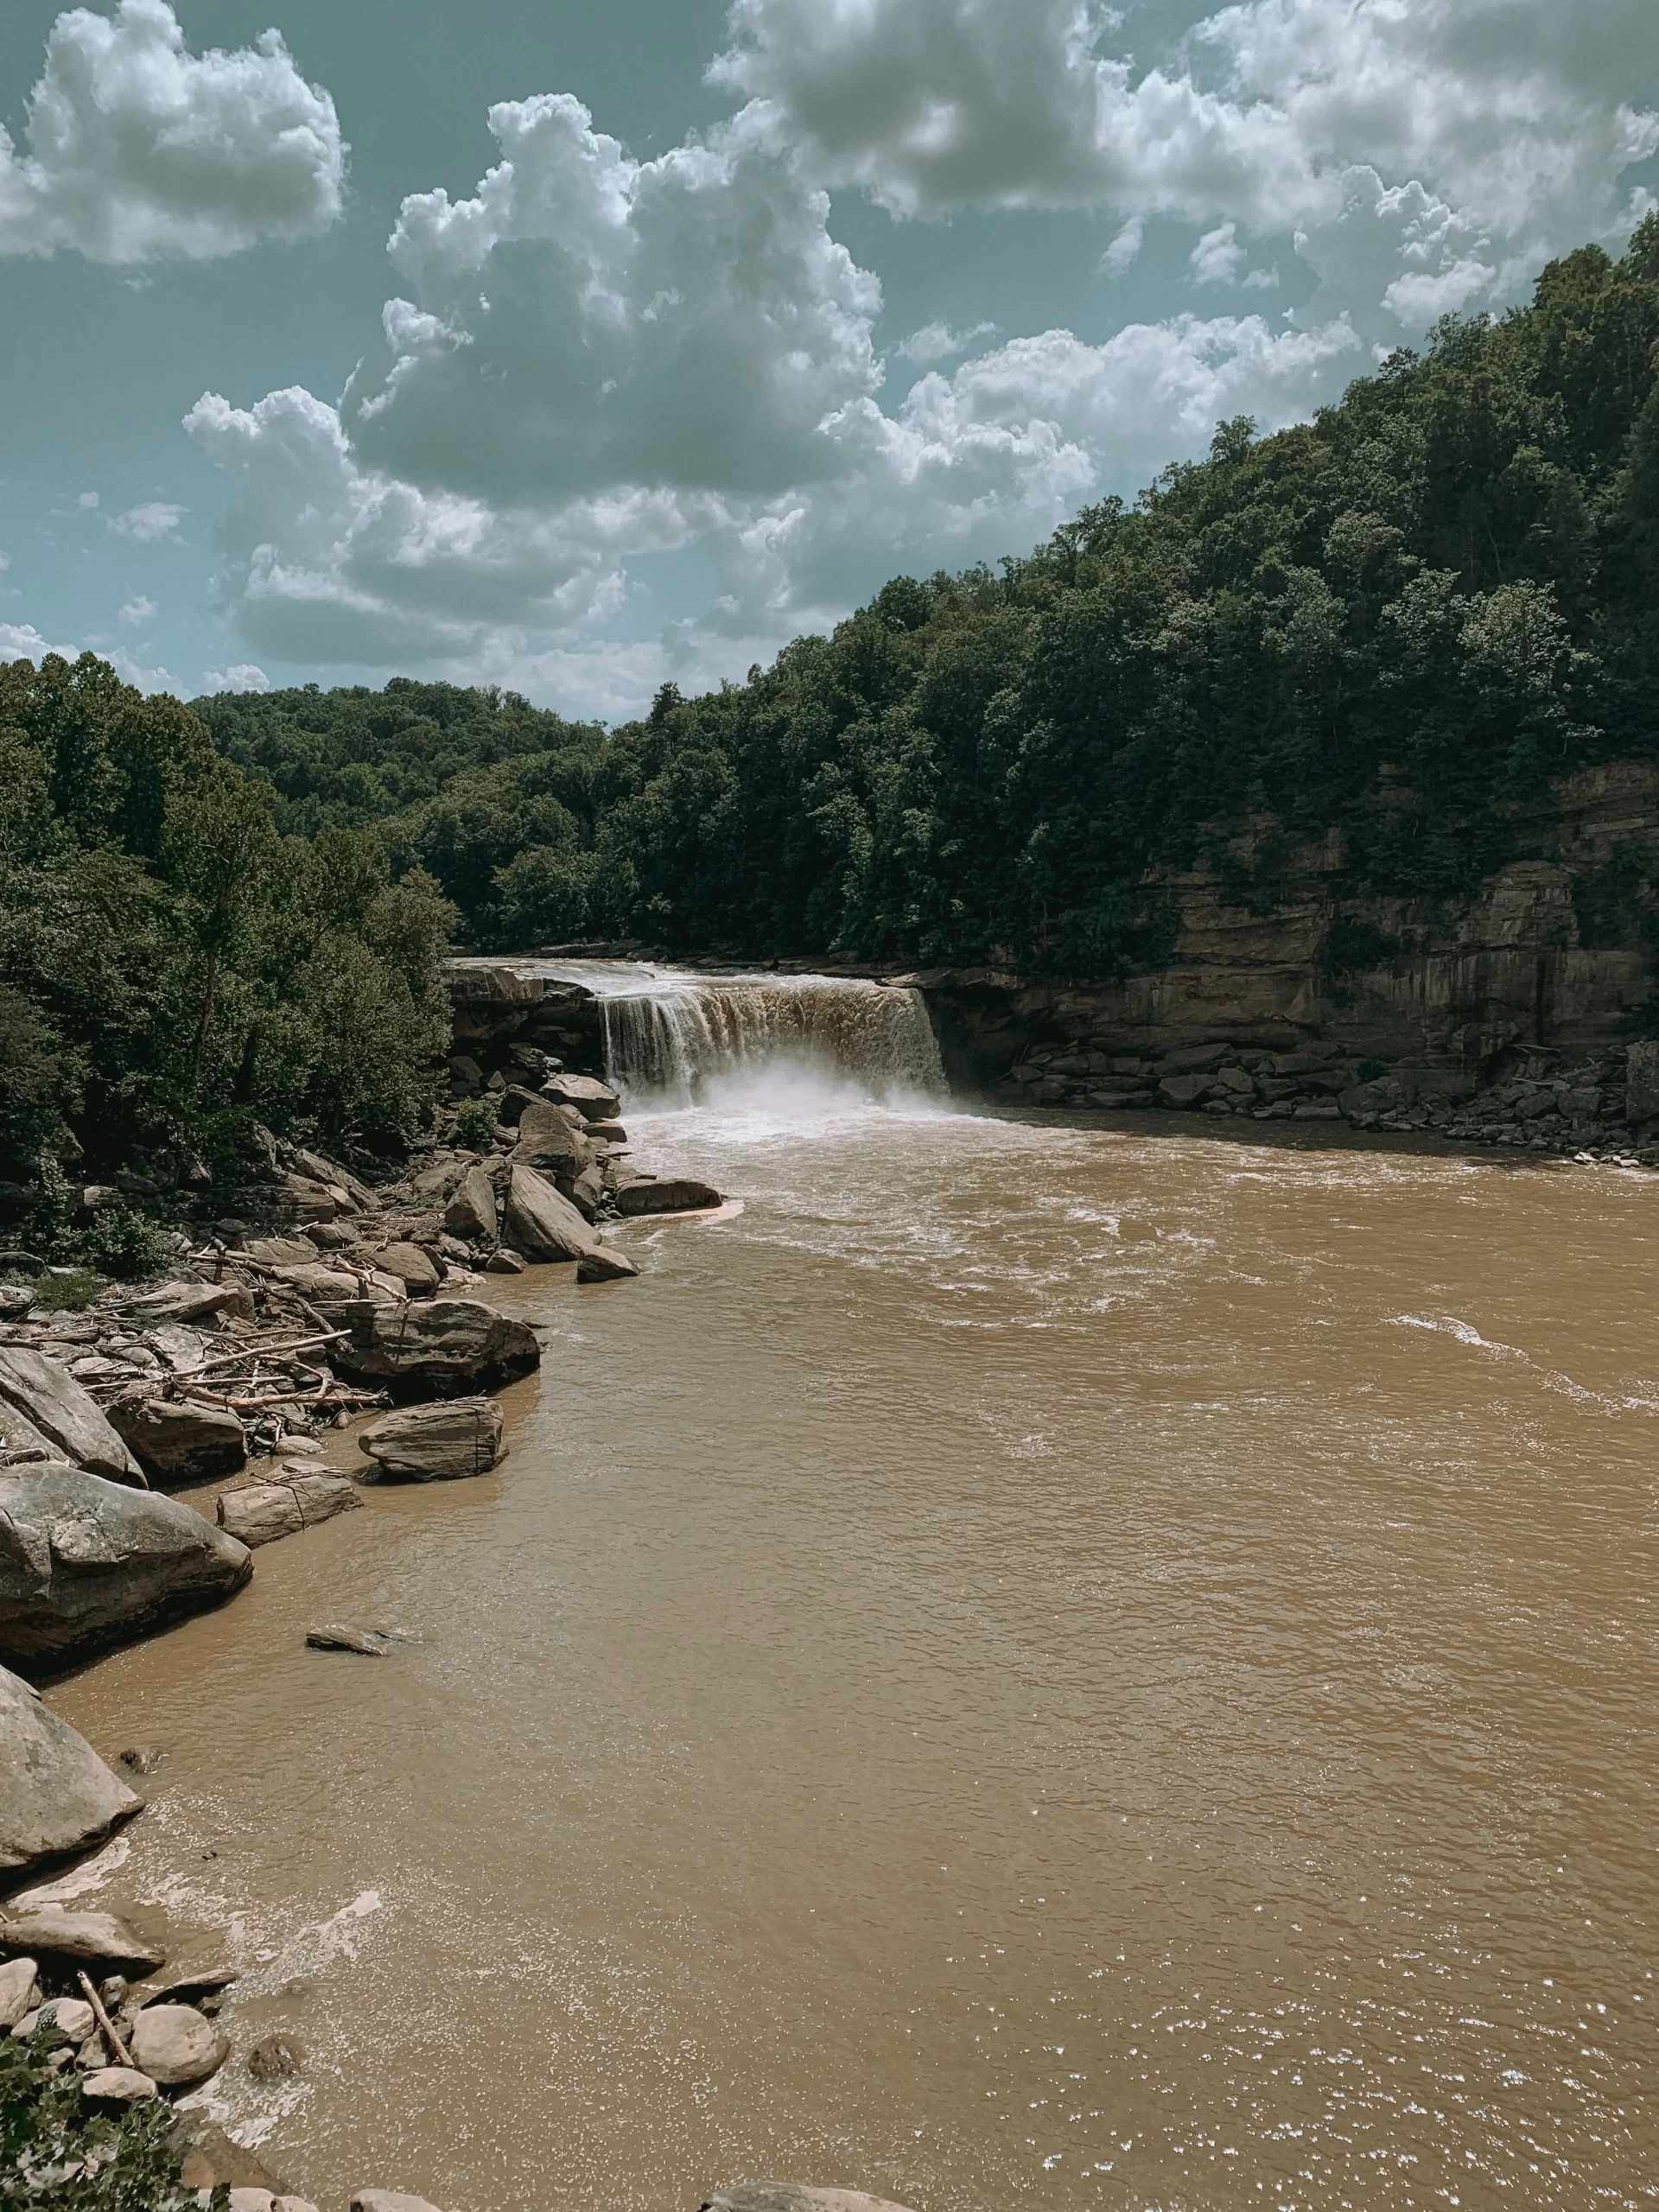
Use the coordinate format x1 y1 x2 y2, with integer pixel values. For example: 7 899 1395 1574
2 0 1657 718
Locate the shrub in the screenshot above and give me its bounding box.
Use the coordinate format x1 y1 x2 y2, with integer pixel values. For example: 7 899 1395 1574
0 2032 219 2212
454 1096 498 1148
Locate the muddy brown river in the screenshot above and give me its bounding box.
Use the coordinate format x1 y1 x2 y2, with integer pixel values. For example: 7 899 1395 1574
48 1065 1659 2211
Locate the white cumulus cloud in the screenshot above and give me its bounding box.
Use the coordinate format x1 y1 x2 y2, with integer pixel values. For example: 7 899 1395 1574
111 500 184 540
0 0 344 264
715 0 1659 334
118 594 156 626
200 663 270 694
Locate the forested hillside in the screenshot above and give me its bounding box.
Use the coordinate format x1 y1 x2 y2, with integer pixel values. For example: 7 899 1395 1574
197 220 1659 970
8 220 1659 1214
0 656 453 1228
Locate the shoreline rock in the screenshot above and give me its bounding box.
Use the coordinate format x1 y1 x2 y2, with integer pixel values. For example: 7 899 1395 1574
357 1399 504 1482
0 1461 252 1672
0 1662 142 1877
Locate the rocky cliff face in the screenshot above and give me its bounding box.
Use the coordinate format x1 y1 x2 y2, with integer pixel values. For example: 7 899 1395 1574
916 761 1659 1153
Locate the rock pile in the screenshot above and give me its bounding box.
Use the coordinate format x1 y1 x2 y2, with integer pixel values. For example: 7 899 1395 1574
1000 1033 1659 1161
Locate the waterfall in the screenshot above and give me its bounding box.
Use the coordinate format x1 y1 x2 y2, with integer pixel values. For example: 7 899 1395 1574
528 962 945 1108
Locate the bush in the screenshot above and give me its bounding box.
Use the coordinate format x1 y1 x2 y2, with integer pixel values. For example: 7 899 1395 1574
454 1096 498 1148
58 1210 171 1281
0 2032 219 2212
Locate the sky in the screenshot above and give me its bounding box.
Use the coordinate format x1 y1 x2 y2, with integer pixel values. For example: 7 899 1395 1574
2 1 1657 721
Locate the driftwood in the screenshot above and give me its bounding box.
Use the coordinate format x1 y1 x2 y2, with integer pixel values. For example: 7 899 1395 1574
76 1970 135 2069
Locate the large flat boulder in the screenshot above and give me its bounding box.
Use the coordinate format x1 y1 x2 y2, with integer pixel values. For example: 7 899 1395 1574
217 1471 361 1548
0 1461 252 1669
504 1165 597 1262
329 1300 539 1396
614 1177 722 1217
107 1398 246 1490
0 1662 142 1876
0 1350 144 1486
543 1072 621 1122
0 1907 164 1971
357 1399 504 1482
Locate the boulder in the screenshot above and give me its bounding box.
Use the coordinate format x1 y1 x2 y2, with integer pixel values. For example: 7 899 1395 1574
542 1071 621 1121
293 1149 379 1212
614 1177 722 1217
1627 1038 1659 1123
1157 1073 1212 1109
563 1164 607 1222
243 1237 315 1268
484 1249 525 1274
583 1121 627 1145
358 1399 504 1482
1338 1075 1405 1119
377 1243 442 1297
576 1247 639 1284
306 1623 392 1656
0 1351 144 1485
700 2193 919 2212
352 2195 446 2212
328 1300 539 1396
518 1096 592 1147
107 1398 246 1489
0 1908 164 1969
0 1398 56 1465
217 1471 361 1548
270 1262 363 1305
0 1957 41 2028
0 1661 142 1875
10 1995 94 2048
171 2116 289 2196
443 1167 498 1243
504 1166 597 1262
0 1461 253 1669
125 1281 254 1325
130 2002 228 2086
82 2067 158 2101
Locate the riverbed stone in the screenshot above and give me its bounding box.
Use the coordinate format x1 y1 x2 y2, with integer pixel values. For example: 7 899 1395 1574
81 2065 158 2101
0 1351 144 1485
328 1299 539 1395
576 1246 639 1283
357 1398 504 1482
217 1471 361 1548
10 1996 94 2048
0 1661 142 1875
0 1908 164 1971
378 1242 442 1297
0 1957 41 2027
483 1248 525 1274
504 1165 597 1262
306 1623 393 1656
106 1397 246 1488
270 1262 363 1305
130 2003 227 2086
542 1072 620 1121
0 1461 253 1669
613 1176 722 1217
443 1166 498 1243
700 2191 920 2212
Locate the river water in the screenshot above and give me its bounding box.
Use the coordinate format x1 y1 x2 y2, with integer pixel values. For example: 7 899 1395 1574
50 970 1659 2212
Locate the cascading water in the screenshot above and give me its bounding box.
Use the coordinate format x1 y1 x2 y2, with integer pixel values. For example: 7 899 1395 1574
527 961 944 1109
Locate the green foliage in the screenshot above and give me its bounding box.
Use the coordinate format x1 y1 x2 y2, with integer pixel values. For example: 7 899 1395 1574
0 2033 215 2212
453 1097 499 1148
1324 915 1403 973
21 1269 105 1312
186 223 1659 981
0 654 455 1187
57 1211 173 1281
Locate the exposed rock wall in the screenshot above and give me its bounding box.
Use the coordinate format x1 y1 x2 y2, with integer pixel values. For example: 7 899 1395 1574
916 762 1659 1153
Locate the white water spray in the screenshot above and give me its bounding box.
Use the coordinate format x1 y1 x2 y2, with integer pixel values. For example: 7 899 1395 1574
522 961 946 1111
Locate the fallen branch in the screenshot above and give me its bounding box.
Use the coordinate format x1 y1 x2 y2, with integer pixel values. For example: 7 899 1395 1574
76 1970 135 2070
